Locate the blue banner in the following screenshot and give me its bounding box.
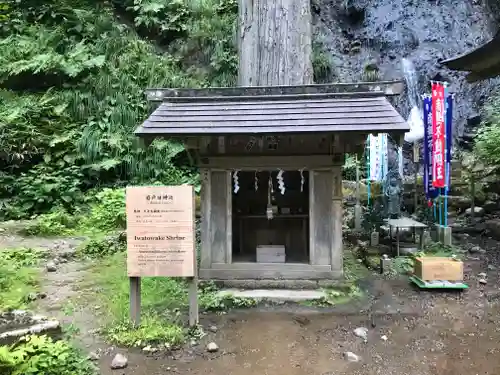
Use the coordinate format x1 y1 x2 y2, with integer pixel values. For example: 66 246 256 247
445 94 453 163
445 94 453 191
423 96 438 200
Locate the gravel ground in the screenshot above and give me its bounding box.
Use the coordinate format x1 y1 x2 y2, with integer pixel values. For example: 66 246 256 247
98 241 500 375
3 226 500 375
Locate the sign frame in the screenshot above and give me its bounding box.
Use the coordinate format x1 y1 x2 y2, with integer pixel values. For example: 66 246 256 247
126 185 198 327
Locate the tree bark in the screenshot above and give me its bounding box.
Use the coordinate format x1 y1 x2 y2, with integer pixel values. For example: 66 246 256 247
238 0 313 86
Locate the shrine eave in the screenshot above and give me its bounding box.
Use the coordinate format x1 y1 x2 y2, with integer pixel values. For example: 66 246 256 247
135 82 409 137
441 32 500 82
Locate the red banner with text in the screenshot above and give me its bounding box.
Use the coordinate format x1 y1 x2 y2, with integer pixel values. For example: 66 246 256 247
431 82 446 188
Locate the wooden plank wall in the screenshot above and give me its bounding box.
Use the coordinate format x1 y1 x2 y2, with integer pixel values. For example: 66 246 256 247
332 166 343 273
210 170 231 264
309 170 333 266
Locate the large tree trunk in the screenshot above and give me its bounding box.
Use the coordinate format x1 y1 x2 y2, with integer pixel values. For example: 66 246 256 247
238 0 313 86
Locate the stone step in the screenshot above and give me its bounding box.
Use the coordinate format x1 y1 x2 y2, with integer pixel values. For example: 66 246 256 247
217 289 326 302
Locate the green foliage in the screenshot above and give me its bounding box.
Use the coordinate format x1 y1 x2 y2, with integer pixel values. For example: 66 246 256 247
77 231 126 258
106 316 186 347
23 209 82 236
313 285 363 307
86 252 255 346
0 335 96 375
475 94 500 166
81 188 126 232
0 248 44 310
198 281 257 311
361 204 385 233
1 247 46 267
0 0 238 219
312 38 334 83
125 0 190 43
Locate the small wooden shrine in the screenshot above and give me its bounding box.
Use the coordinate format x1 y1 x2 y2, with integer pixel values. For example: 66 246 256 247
135 82 409 282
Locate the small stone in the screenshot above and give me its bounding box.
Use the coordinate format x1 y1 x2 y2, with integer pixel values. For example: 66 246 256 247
208 325 218 333
190 339 198 346
110 353 128 369
465 206 484 216
353 327 368 341
88 351 100 361
478 272 487 278
479 278 487 285
343 351 360 362
46 261 57 272
142 345 152 352
381 335 388 341
469 246 483 254
206 342 219 353
487 264 496 271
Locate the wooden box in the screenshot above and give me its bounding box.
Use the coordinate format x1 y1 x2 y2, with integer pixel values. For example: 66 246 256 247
413 257 464 281
256 245 286 263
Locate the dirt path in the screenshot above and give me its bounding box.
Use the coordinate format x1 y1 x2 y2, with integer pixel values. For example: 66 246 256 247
0 231 107 353
97 252 500 375
3 229 500 375
97 285 500 375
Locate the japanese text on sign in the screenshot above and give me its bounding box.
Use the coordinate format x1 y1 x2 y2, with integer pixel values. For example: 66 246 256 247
126 186 195 277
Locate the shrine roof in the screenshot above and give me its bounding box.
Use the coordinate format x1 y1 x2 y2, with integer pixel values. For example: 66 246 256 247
134 81 409 137
441 32 500 82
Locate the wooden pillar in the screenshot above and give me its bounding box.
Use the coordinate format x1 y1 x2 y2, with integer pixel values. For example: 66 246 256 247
332 167 343 274
354 155 362 231
309 169 334 266
210 170 231 264
225 170 232 264
199 169 212 270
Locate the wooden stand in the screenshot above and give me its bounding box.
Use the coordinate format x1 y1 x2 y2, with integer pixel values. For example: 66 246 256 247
129 277 199 327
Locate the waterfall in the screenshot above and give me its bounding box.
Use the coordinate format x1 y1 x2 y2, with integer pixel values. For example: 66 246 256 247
402 57 419 110
402 58 424 144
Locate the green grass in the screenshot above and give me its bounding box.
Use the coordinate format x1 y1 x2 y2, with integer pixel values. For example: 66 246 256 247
0 248 44 311
84 252 255 347
343 245 370 281
302 284 364 307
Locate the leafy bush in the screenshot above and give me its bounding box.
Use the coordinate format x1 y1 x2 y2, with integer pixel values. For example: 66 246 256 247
23 209 82 236
0 1 207 219
77 231 126 258
0 335 96 375
0 248 44 310
1 247 46 267
81 188 126 232
475 94 500 166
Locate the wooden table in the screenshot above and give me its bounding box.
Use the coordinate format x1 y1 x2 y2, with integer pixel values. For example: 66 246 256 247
386 217 427 257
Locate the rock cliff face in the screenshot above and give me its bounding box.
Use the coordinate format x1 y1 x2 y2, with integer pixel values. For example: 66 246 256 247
312 0 499 141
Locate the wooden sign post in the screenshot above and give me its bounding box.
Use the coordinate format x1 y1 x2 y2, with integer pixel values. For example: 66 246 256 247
126 185 198 327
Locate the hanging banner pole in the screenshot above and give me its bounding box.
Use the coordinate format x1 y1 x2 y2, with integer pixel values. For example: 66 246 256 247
367 135 371 206
431 81 446 226
443 84 448 227
422 93 438 221
444 90 454 228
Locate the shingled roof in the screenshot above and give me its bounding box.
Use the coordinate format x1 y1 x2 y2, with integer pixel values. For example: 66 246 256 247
441 32 500 82
135 81 409 136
